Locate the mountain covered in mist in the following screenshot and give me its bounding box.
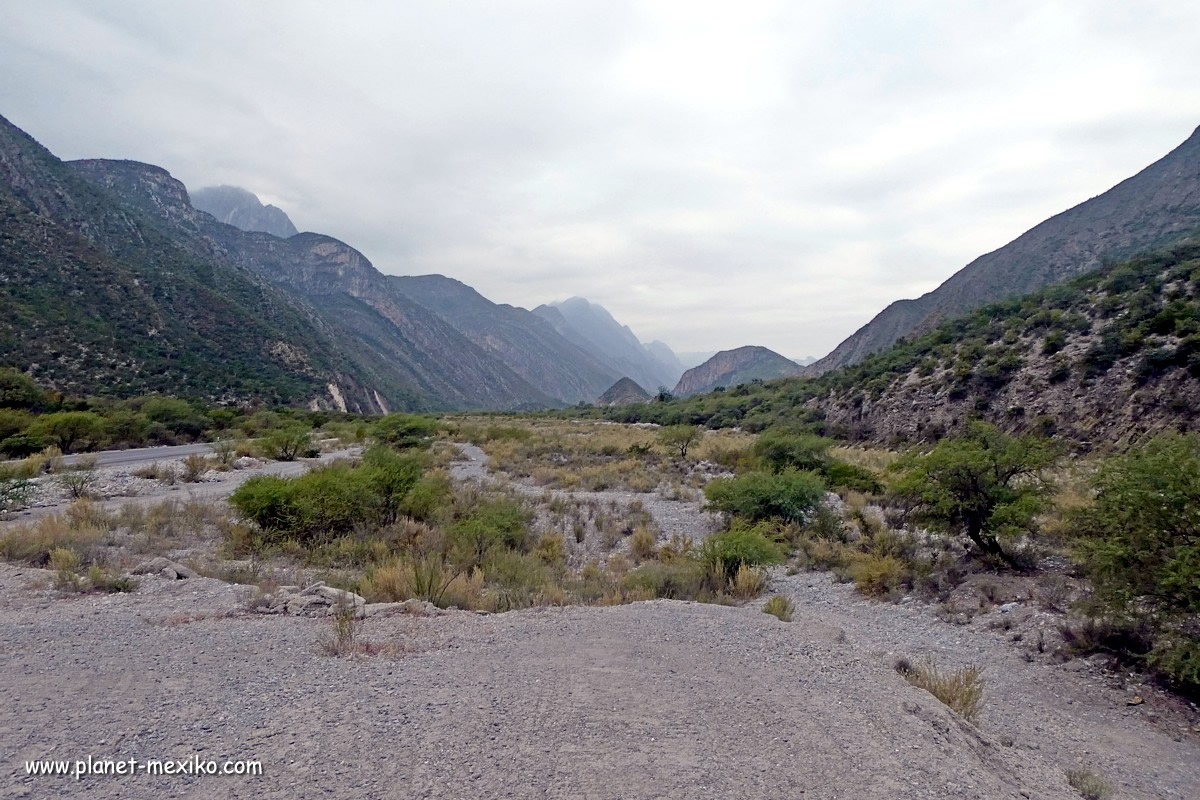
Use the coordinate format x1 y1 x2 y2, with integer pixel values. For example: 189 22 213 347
191 185 299 239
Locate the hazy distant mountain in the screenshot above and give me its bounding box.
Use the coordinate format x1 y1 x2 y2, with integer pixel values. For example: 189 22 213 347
532 298 678 392
644 340 685 386
597 377 651 406
673 346 802 397
191 185 299 239
0 113 557 410
794 356 817 366
808 124 1200 375
391 275 618 404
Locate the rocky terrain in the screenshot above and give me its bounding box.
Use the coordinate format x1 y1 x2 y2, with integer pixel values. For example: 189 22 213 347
673 346 802 397
190 185 299 239
808 124 1200 375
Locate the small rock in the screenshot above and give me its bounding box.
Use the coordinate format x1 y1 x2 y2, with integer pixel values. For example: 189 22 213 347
998 602 1020 614
1127 695 1144 706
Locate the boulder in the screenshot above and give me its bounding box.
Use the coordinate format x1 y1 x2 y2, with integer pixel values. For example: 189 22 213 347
130 557 199 580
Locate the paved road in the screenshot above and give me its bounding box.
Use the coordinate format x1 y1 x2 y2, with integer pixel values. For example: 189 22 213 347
60 443 215 467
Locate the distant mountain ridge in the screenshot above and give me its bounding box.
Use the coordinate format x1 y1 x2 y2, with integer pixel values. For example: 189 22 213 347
390 275 618 404
191 185 298 239
673 346 802 397
70 157 552 410
533 297 682 391
808 124 1200 375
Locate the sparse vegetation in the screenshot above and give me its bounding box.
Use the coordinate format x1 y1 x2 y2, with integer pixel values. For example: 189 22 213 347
1065 767 1113 800
762 594 794 621
895 657 985 722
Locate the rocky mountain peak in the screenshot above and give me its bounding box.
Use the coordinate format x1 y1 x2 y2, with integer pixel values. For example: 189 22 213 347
191 184 299 239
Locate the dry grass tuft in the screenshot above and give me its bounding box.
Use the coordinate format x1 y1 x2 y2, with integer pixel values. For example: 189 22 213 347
895 657 985 722
1065 768 1113 800
762 594 794 622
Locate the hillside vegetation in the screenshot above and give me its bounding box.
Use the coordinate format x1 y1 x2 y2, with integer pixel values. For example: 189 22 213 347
598 243 1200 449
809 123 1200 373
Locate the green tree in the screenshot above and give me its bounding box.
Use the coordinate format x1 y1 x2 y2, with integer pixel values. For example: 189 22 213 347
1073 433 1200 689
753 431 831 472
0 369 45 410
893 422 1058 565
658 424 701 458
26 411 105 454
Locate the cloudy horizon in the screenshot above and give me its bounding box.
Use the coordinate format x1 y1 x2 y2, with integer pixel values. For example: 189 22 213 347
3 1 1199 360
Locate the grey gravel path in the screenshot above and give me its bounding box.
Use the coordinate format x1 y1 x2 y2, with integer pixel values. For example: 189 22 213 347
0 565 1117 800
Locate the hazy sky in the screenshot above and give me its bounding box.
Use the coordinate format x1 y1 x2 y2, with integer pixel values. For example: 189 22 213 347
3 1 1200 358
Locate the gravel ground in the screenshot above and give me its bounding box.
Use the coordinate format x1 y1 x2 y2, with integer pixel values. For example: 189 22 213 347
0 564 1136 800
451 443 724 564
7 448 361 523
1 443 1195 798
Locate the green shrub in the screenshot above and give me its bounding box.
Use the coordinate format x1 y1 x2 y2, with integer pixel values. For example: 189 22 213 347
448 496 532 565
374 413 438 449
704 470 826 523
1073 433 1200 693
753 431 831 472
848 553 909 597
658 424 701 458
0 368 46 410
230 463 374 543
259 426 310 461
360 446 425 525
397 472 453 522
0 433 46 458
699 523 784 582
823 459 883 493
622 559 706 600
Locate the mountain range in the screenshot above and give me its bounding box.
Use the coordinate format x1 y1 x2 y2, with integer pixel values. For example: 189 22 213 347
808 124 1200 375
673 346 803 397
0 113 696 411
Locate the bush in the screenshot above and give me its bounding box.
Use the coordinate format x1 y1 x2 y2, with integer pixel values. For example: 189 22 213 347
374 413 438 449
699 523 784 582
1072 433 1200 693
230 463 375 544
0 368 46 410
622 559 706 600
893 422 1058 565
753 431 830 472
448 496 532 565
848 553 909 596
360 446 426 525
259 426 310 461
704 470 826 523
823 459 883 493
0 472 32 513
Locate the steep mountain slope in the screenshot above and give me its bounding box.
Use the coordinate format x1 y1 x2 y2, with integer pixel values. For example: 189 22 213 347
597 377 651 406
623 243 1200 448
673 346 802 397
190 185 299 238
69 157 550 411
810 124 1200 375
533 298 676 392
0 114 370 406
390 275 618 404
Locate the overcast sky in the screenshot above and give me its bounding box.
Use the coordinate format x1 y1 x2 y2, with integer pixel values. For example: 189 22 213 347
3 1 1200 358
